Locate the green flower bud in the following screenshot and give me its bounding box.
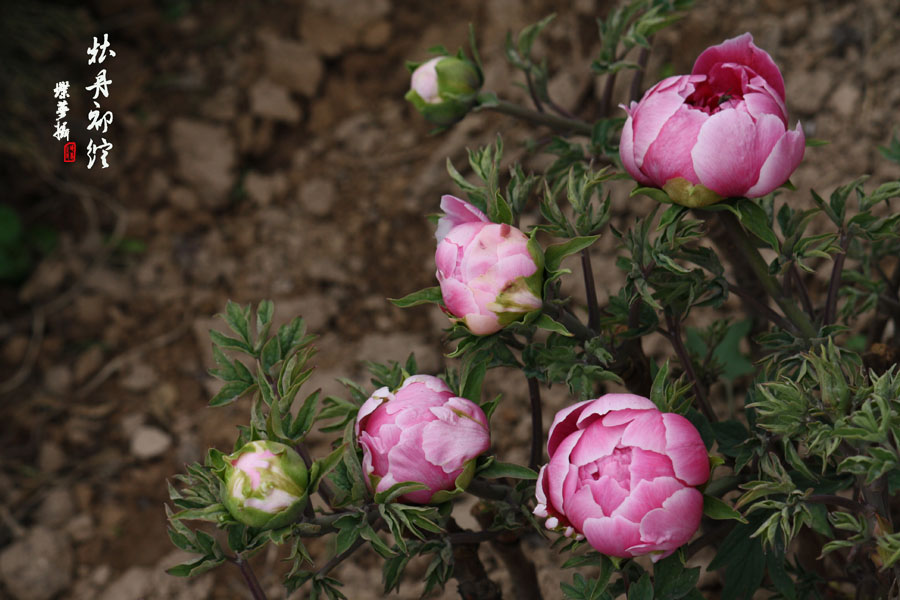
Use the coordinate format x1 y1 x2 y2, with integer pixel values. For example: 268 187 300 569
405 55 483 127
219 440 308 530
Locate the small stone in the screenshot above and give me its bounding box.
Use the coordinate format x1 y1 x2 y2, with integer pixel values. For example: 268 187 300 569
244 171 288 207
249 79 302 123
66 512 95 543
259 32 323 97
362 20 392 48
200 86 238 122
169 118 236 208
35 487 75 528
168 186 200 212
828 82 861 118
99 567 153 600
786 69 834 114
73 345 104 384
146 170 170 203
298 178 338 217
130 425 172 459
38 441 66 473
0 527 73 600
19 259 66 303
119 363 158 392
120 413 145 438
44 364 73 395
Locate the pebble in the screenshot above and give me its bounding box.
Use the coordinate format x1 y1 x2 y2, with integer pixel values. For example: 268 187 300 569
119 363 158 393
38 441 66 473
35 487 76 528
259 32 323 97
298 178 338 217
249 79 302 123
0 527 73 600
130 425 172 459
168 118 236 208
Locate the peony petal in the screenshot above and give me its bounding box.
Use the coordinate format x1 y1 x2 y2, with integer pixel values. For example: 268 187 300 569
400 374 452 395
662 413 710 486
575 394 657 429
439 276 479 320
691 109 760 197
612 477 683 522
745 122 805 197
563 484 606 532
630 77 693 169
640 105 708 187
632 487 704 561
629 447 676 488
691 32 785 100
582 516 642 558
545 431 583 512
464 313 501 335
568 421 624 465
547 399 592 456
422 406 490 473
619 113 652 185
435 195 489 242
600 408 656 427
620 409 666 453
356 390 391 435
589 474 629 516
435 238 461 278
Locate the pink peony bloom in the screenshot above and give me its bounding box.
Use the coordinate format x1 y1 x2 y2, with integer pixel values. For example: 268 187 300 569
435 195 543 335
355 374 491 504
410 57 442 104
620 33 805 207
534 394 709 561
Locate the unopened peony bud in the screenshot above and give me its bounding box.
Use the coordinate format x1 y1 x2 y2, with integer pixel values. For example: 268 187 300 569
355 374 491 504
435 195 543 335
534 394 710 561
405 55 483 127
620 33 804 206
220 440 308 530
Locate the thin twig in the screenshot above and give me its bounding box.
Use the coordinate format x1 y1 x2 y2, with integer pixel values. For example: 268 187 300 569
540 301 597 342
806 494 874 516
824 231 850 326
663 312 716 422
527 377 543 471
0 311 45 396
295 442 335 511
580 248 601 331
726 282 794 332
628 46 650 103
317 536 366 578
234 556 268 600
524 70 545 113
484 99 593 136
789 263 816 319
599 71 618 118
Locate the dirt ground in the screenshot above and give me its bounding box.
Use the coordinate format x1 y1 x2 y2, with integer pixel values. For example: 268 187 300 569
2 0 900 598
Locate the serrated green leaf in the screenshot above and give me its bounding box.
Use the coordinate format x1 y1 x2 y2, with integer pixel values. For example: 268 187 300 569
545 236 600 272
389 286 444 308
209 381 254 407
477 460 538 480
703 495 747 523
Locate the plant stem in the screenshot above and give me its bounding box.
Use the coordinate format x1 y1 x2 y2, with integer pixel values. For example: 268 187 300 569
805 494 874 516
447 518 503 600
599 71 618 118
541 301 597 341
824 230 850 326
580 248 601 331
628 46 650 103
234 556 268 600
726 282 794 332
527 377 543 471
663 312 716 422
296 442 335 509
789 262 816 319
473 505 544 600
524 71 545 113
484 99 594 136
716 210 818 340
317 537 366 578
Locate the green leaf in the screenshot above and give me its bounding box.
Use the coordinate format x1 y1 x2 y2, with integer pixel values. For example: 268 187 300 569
735 198 779 251
389 286 444 308
708 521 765 600
628 573 653 600
653 553 700 600
209 329 253 354
544 236 600 272
166 556 225 577
703 495 747 523
310 444 346 493
631 186 672 204
256 300 274 341
534 312 573 336
459 356 487 403
209 381 254 407
260 335 282 375
0 204 23 246
477 460 538 480
374 481 428 504
224 300 252 344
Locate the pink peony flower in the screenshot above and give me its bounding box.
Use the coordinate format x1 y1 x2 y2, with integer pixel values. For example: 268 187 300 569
406 55 483 127
620 33 805 207
435 195 543 335
356 374 491 504
534 394 709 561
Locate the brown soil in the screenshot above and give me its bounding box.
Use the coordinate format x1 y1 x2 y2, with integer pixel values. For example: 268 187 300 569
2 0 899 598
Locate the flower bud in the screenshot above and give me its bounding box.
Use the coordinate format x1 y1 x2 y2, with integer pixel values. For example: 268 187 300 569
534 394 709 561
620 33 804 206
405 55 483 127
220 440 308 530
355 374 491 504
435 195 543 335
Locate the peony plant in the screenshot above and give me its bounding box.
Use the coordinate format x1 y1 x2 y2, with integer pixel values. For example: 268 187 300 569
165 5 900 600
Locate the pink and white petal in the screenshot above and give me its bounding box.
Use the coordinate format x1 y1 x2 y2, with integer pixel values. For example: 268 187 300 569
356 391 390 434
600 408 655 427
487 252 539 283
634 487 703 555
628 448 676 488
691 32 785 100
439 277 479 320
387 434 451 496
464 313 501 335
547 400 592 456
588 475 629 516
545 433 583 511
611 477 683 522
435 239 462 279
422 412 490 472
582 516 642 558
692 109 759 197
745 123 805 197
575 394 657 429
662 413 710 486
568 421 624 465
631 82 691 169
401 374 452 395
563 484 606 532
619 115 652 185
640 105 708 187
435 195 489 241
446 396 490 429
620 410 666 453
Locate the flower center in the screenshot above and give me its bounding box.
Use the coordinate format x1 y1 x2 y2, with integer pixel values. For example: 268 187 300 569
580 447 633 491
